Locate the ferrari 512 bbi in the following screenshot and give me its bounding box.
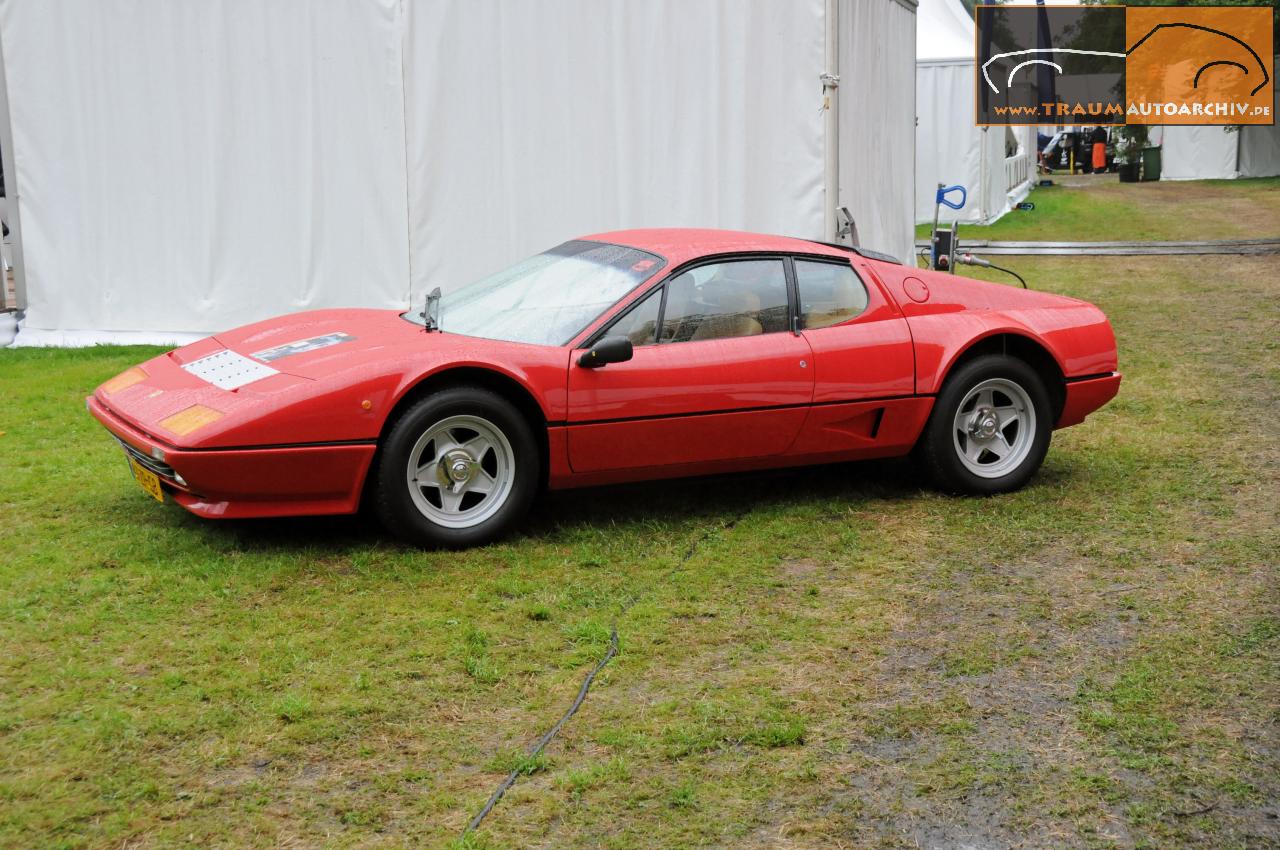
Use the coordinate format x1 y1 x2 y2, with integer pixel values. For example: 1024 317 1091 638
88 229 1120 548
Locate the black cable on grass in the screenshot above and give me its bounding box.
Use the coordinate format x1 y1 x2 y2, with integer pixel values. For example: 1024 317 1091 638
464 626 619 835
461 510 746 839
682 512 742 561
988 262 1028 289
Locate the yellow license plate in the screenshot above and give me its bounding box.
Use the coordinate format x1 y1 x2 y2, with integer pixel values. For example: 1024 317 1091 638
128 457 165 503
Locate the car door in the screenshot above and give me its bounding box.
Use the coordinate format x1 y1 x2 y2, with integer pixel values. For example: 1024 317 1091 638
787 257 918 455
565 257 814 473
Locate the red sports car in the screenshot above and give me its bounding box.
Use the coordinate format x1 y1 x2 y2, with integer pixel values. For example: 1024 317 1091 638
88 229 1120 547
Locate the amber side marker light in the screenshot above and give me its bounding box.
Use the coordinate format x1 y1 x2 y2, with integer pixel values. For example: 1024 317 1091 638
102 367 147 394
160 405 224 437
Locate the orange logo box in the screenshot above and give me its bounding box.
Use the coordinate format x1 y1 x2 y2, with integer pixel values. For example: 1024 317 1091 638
1125 7 1273 125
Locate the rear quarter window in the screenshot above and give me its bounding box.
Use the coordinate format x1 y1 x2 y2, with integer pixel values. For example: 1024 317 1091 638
796 260 869 329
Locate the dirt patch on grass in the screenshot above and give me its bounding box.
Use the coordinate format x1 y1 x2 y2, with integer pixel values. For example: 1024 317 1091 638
1089 179 1280 240
780 559 822 580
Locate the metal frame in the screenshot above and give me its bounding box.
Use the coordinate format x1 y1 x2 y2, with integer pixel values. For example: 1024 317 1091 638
911 237 1280 257
0 29 27 312
822 0 840 243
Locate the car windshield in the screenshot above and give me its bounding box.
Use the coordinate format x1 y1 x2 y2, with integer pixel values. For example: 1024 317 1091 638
403 240 665 346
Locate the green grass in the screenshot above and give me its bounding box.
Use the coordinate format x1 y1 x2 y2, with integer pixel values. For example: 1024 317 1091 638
916 174 1280 242
3 196 1279 847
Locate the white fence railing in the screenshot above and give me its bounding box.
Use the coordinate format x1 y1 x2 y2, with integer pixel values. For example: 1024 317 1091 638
1004 152 1031 193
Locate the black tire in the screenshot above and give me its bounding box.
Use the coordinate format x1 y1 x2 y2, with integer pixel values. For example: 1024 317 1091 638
917 354 1052 495
374 387 538 548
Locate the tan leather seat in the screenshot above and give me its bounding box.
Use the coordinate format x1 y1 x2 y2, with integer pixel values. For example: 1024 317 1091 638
625 325 651 346
690 289 763 340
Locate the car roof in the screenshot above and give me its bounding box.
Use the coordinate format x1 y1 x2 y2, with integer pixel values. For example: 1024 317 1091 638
581 228 856 267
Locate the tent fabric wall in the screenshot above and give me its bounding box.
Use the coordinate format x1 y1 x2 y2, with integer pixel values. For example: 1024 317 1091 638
402 0 828 306
1159 125 1241 181
840 0 918 264
0 0 410 345
916 0 970 60
1238 71 1280 178
1 0 917 344
1239 126 1280 178
1163 124 1280 181
915 59 991 224
914 0 1030 225
1160 66 1280 182
915 63 1019 225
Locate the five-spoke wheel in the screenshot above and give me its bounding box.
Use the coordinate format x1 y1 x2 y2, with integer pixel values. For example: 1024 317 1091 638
951 377 1037 479
376 388 537 548
919 354 1052 494
406 414 515 528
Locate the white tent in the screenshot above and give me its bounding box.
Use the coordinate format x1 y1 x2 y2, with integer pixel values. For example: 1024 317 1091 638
1159 73 1280 180
914 0 1034 225
0 0 918 346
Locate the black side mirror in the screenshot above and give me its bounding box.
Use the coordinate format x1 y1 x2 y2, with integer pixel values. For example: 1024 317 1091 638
577 336 633 368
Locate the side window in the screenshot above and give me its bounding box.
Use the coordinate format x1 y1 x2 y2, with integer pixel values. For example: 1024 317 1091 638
608 286 662 347
795 260 869 330
660 259 789 343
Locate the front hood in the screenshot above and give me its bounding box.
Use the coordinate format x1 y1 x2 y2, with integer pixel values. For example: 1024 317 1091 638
211 308 425 379
93 308 569 449
94 309 436 448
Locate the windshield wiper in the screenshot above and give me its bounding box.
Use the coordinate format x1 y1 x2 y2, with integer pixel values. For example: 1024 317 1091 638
421 286 442 333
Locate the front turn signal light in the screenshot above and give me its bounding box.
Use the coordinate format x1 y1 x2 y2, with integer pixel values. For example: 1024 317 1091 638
102 367 147 395
160 404 224 437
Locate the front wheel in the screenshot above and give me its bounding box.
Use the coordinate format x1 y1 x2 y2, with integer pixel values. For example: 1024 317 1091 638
918 355 1052 495
374 387 538 548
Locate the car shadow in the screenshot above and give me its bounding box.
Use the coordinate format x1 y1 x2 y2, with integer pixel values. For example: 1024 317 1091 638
525 458 925 536
184 457 928 554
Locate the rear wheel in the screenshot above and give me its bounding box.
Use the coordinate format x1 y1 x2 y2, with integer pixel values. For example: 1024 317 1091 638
375 387 537 548
919 354 1052 495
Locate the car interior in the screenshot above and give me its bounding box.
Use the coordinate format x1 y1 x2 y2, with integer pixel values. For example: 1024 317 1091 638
608 258 867 348
662 261 787 343
798 261 868 329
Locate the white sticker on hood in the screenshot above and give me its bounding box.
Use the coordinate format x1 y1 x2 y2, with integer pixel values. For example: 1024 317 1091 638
182 349 279 390
253 332 355 362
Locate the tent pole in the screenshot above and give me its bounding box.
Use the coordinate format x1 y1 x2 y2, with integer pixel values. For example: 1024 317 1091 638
822 0 840 242
0 29 27 313
979 127 987 223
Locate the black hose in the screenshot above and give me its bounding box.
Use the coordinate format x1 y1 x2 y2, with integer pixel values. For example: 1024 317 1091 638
990 263 1027 288
463 626 619 836
460 511 745 839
